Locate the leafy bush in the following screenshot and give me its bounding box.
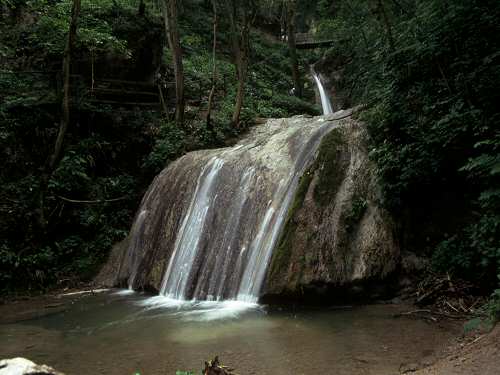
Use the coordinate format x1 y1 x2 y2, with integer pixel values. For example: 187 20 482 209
315 0 499 292
144 120 186 174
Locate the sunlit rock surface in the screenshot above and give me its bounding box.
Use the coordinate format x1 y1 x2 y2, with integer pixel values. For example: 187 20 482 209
0 358 64 375
97 109 398 301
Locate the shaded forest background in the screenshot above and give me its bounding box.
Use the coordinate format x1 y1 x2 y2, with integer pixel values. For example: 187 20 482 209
0 0 498 320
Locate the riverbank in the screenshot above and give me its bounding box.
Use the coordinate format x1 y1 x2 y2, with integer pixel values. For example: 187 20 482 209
0 287 108 325
413 324 500 375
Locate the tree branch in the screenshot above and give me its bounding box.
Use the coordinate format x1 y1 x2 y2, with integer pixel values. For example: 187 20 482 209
56 195 128 204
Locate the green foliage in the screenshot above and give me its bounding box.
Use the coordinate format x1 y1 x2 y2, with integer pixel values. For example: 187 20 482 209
486 287 500 324
316 0 499 291
345 196 368 231
144 120 186 173
21 0 129 61
464 283 500 332
1 0 317 293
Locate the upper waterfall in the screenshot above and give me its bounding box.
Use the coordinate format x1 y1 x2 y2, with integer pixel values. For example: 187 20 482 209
114 115 340 302
312 68 334 115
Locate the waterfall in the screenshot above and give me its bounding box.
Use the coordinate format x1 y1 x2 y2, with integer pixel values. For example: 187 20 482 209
118 116 338 302
159 157 225 299
312 68 334 115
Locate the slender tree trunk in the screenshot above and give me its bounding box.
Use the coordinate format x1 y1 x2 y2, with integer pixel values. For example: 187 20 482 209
376 0 395 51
286 0 301 97
232 28 248 126
138 0 145 15
227 0 250 126
158 83 170 118
206 0 217 129
161 0 185 126
38 0 81 228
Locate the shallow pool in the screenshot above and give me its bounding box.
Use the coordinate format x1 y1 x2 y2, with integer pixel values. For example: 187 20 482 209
0 290 458 375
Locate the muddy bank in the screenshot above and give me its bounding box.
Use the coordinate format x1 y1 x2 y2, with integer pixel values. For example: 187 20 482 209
0 288 108 324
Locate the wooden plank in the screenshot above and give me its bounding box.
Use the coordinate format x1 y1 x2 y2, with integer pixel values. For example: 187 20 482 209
296 40 335 49
90 88 158 96
94 78 160 88
294 33 335 49
88 99 162 106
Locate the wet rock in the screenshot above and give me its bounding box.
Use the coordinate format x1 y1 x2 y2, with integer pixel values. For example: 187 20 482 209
98 113 398 301
94 239 130 288
399 362 420 373
264 118 398 298
401 252 430 274
0 358 64 375
99 115 341 298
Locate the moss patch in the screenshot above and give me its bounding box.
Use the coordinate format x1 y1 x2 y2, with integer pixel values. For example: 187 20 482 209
268 128 348 285
148 261 165 290
268 166 315 282
313 128 348 205
344 195 368 232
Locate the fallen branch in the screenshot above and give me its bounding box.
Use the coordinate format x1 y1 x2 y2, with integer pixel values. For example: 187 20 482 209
394 309 431 317
56 195 128 204
394 309 467 320
203 356 235 375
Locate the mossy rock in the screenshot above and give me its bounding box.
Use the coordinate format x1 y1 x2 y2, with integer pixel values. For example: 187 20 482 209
313 128 348 206
268 165 315 281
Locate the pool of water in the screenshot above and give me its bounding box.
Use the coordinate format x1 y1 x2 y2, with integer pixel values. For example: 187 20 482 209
0 290 458 375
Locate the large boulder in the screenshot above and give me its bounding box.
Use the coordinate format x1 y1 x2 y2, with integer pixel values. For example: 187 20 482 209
264 116 399 300
0 358 64 375
97 110 399 301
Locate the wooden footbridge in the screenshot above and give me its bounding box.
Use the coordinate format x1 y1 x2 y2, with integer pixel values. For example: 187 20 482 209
295 33 335 49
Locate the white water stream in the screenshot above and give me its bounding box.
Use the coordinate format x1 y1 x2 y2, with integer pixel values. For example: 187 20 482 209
312 68 334 115
121 75 336 305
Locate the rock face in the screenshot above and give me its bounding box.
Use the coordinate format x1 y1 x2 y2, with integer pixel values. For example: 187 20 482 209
313 56 352 111
97 110 398 301
0 358 64 375
264 115 398 298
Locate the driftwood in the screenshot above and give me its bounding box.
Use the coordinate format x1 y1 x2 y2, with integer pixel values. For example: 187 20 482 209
393 309 468 322
203 356 235 375
412 271 483 318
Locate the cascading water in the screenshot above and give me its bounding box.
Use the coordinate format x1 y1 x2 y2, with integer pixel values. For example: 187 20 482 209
312 68 334 115
115 114 342 303
159 157 225 299
114 72 340 303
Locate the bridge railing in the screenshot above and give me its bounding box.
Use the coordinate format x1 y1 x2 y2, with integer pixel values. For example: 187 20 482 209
294 33 335 49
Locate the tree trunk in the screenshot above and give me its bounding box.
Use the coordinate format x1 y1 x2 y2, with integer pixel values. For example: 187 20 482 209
38 0 81 228
286 0 302 97
161 0 185 126
138 0 145 16
206 0 217 130
376 0 395 51
226 0 250 126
